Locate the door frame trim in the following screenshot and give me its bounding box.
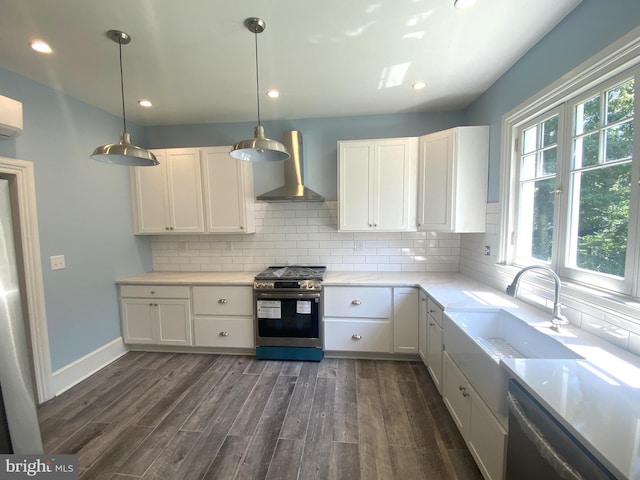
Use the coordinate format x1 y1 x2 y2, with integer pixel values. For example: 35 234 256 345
0 156 52 402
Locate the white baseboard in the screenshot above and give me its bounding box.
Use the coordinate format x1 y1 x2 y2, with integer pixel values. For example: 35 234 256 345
50 337 128 396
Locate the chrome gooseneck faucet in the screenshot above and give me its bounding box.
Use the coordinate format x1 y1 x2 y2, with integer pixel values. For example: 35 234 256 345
506 265 569 330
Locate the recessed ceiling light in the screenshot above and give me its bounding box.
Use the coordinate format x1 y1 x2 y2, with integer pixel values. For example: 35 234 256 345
412 81 427 90
30 40 52 54
454 0 477 9
138 99 152 108
266 89 280 99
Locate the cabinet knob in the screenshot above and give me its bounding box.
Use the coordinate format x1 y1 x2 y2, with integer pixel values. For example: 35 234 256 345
165 227 170 230
149 303 153 307
351 299 361 305
458 385 465 391
170 227 174 230
352 334 362 340
218 298 228 304
374 224 377 227
421 297 426 302
219 331 229 337
150 290 155 294
429 322 436 327
429 309 436 314
240 226 244 230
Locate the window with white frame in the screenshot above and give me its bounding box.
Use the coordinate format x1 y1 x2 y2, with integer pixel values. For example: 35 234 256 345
504 50 640 296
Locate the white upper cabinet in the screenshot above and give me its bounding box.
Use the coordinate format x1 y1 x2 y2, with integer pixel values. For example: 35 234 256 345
338 137 417 231
201 147 255 233
131 148 205 234
417 126 489 233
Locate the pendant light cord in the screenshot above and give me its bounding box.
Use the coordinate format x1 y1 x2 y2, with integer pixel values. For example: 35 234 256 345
254 30 261 127
118 38 127 133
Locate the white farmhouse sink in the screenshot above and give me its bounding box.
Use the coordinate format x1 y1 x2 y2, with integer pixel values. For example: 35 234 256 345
444 308 582 426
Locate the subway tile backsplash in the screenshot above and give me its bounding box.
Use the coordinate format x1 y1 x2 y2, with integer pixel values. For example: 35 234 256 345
151 201 460 272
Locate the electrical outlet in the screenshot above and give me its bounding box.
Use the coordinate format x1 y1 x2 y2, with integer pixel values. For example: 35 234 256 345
484 245 491 256
354 241 364 252
50 254 66 270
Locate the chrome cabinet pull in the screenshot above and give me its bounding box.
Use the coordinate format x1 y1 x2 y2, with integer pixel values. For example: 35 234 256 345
351 299 361 305
218 298 228 304
352 334 362 340
219 331 229 337
150 290 155 294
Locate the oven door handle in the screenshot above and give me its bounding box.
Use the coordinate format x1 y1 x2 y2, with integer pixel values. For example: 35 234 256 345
256 292 321 300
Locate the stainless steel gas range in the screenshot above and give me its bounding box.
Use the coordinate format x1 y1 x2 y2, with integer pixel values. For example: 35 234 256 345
253 266 327 361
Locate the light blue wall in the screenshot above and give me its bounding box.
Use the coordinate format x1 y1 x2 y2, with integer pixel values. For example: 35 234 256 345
465 0 640 202
146 111 466 200
0 68 152 371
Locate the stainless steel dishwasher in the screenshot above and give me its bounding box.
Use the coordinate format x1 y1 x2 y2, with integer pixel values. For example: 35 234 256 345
506 379 616 480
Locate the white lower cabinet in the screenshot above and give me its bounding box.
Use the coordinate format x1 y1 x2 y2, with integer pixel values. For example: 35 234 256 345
323 286 392 353
443 352 507 480
324 319 391 352
426 296 444 393
418 290 428 365
393 288 419 354
120 285 192 346
192 286 254 349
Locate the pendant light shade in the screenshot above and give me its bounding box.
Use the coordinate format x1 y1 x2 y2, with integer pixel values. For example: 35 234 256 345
231 126 290 162
91 30 158 167
230 18 290 162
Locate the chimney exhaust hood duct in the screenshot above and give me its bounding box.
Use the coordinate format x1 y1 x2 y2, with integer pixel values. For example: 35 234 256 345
256 130 325 202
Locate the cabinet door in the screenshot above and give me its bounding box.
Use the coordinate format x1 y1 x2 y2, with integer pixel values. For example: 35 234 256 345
417 130 453 231
338 141 373 231
393 288 419 353
156 299 192 346
443 352 471 437
373 138 416 231
165 149 204 233
193 317 254 348
201 147 255 233
121 299 156 344
418 291 428 365
131 150 170 234
468 388 507 480
324 319 391 353
427 317 443 393
324 286 392 318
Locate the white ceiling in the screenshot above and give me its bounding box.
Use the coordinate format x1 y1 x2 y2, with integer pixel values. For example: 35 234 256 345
0 0 581 127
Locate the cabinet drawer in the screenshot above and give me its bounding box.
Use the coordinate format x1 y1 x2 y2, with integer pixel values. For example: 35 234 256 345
324 319 391 353
193 316 254 348
427 296 443 327
192 286 253 315
324 286 391 318
120 285 190 299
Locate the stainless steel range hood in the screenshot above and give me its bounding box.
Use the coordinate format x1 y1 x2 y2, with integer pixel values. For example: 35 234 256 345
256 130 324 202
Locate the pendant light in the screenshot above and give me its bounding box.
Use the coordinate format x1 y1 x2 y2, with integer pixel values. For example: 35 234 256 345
91 30 158 167
230 18 290 162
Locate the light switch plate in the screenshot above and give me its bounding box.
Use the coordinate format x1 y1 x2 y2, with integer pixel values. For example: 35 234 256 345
50 254 66 270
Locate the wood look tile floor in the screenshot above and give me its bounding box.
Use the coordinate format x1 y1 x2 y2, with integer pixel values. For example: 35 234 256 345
38 352 483 480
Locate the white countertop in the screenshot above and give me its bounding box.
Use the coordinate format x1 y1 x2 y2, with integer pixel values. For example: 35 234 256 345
117 271 258 285
501 358 640 479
